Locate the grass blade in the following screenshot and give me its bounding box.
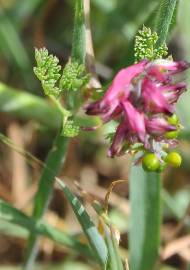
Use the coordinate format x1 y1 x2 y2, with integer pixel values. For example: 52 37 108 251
0 8 32 88
0 199 92 258
0 82 61 129
71 0 86 64
129 166 161 270
56 178 108 267
23 135 69 270
154 0 177 47
24 1 87 267
105 227 124 270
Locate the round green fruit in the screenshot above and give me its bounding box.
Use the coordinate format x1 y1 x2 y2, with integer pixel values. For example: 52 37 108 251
165 152 182 168
142 153 160 172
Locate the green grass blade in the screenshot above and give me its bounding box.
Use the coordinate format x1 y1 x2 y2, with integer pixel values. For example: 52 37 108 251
57 179 108 267
105 227 124 270
0 8 31 87
71 0 86 64
129 166 161 270
0 82 61 129
14 0 44 25
24 135 69 270
0 199 92 258
154 0 177 47
24 1 87 268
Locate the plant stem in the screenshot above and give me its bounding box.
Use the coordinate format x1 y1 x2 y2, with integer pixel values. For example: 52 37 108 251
129 167 161 270
71 0 86 64
23 135 69 270
23 1 86 269
154 0 177 47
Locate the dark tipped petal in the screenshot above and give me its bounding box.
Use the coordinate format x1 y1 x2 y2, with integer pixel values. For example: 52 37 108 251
85 100 107 115
146 117 177 135
142 78 173 114
108 122 128 157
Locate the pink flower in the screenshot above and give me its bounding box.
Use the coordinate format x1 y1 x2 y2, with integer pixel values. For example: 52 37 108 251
85 59 189 158
145 117 176 135
85 60 148 122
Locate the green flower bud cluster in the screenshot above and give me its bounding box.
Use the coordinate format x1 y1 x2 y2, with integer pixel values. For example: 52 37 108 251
165 114 182 139
62 120 80 137
142 151 182 173
134 26 168 62
60 61 90 92
34 48 89 99
142 114 182 173
34 48 62 97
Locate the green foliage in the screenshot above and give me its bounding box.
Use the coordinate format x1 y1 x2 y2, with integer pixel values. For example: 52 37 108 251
60 61 89 92
34 49 89 98
34 48 62 97
154 0 177 48
57 179 108 267
129 167 161 270
0 82 61 129
71 0 86 64
0 199 92 258
134 26 168 62
62 119 80 137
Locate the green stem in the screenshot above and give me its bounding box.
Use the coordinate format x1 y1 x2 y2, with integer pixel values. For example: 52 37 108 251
129 167 161 270
154 0 177 47
71 0 86 64
23 135 69 270
23 1 86 269
49 95 71 124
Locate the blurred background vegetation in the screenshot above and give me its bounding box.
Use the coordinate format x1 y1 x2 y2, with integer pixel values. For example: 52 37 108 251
0 0 190 269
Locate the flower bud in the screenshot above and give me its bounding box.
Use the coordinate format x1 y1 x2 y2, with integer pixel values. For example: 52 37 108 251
165 130 179 139
167 114 179 125
165 152 182 168
142 153 160 172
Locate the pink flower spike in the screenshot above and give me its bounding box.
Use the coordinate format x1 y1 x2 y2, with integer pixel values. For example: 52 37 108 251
84 57 190 159
122 100 146 142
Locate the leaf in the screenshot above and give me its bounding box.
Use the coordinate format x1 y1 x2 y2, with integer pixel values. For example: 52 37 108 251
129 166 161 270
0 199 92 258
0 82 61 129
154 0 178 47
71 0 86 64
176 0 190 131
56 178 108 267
0 8 32 88
105 227 124 270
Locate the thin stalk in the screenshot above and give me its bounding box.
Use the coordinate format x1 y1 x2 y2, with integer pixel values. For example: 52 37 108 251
129 1 178 269
154 0 177 47
23 135 69 270
129 167 161 270
71 0 86 64
23 1 86 269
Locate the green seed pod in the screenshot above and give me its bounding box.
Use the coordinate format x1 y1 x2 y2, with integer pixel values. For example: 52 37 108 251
142 153 160 172
165 152 182 168
165 130 179 139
